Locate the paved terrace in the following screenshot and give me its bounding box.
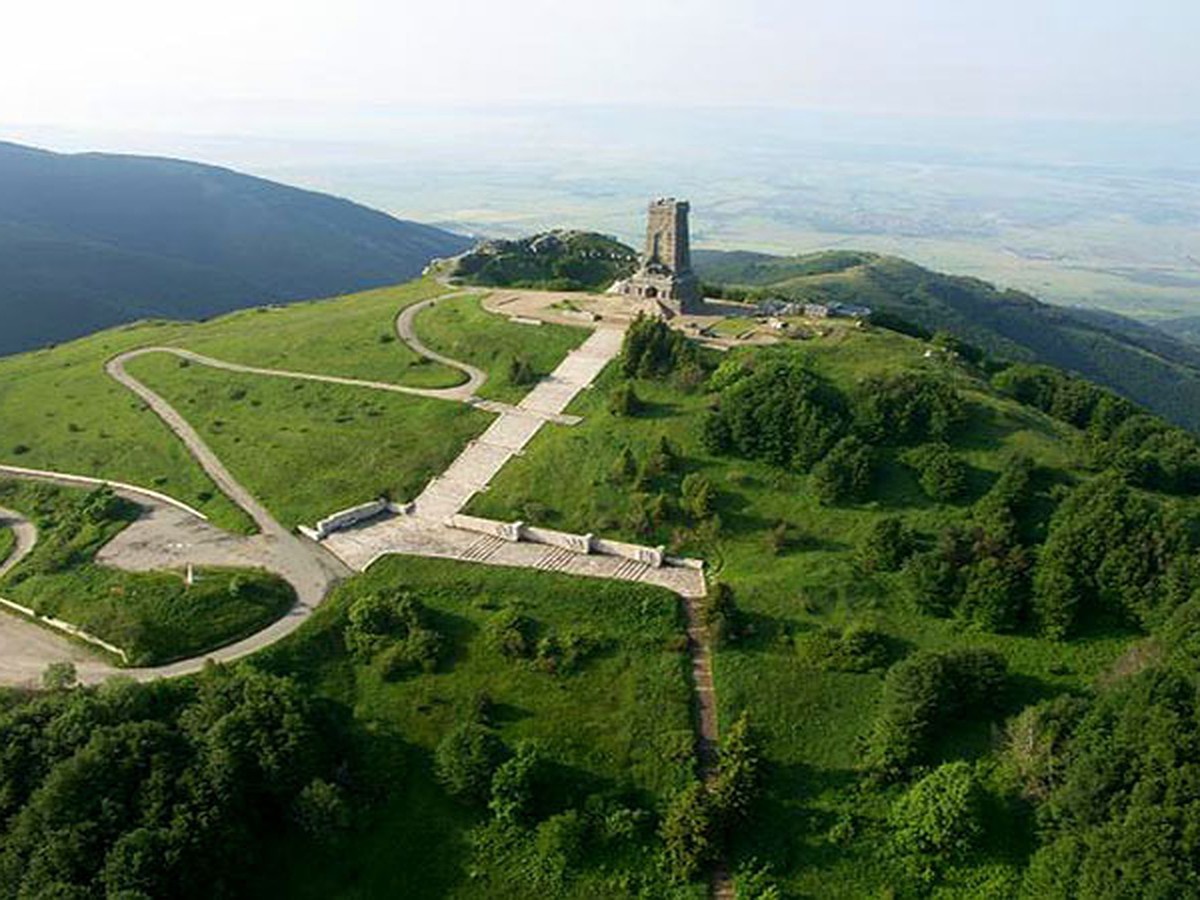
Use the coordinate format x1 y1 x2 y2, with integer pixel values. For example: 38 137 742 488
319 326 705 596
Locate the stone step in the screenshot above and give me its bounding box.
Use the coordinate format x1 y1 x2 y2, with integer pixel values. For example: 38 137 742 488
611 557 651 582
534 546 577 573
459 534 506 563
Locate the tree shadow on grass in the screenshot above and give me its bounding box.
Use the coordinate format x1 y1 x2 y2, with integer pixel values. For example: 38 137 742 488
632 398 682 420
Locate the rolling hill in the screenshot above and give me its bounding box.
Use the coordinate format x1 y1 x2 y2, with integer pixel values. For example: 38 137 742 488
437 229 637 291
0 141 471 355
694 249 1200 432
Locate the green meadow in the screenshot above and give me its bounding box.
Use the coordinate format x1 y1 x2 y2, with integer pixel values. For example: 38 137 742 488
125 353 493 529
413 293 590 403
468 324 1137 894
165 278 466 388
252 556 698 898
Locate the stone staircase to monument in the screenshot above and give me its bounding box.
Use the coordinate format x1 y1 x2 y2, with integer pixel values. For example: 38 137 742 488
533 546 578 573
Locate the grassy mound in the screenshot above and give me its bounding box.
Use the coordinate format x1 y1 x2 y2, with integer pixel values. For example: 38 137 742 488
442 231 637 292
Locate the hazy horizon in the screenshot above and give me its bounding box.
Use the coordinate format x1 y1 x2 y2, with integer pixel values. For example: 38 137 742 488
3 0 1198 320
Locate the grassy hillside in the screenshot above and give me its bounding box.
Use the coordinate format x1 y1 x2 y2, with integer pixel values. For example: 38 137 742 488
0 279 468 532
413 293 590 403
251 557 696 898
0 524 13 566
469 316 1200 894
440 230 637 291
695 249 1200 432
0 141 471 355
124 354 491 529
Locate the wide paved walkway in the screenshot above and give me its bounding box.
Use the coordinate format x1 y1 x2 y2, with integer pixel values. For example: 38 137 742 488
316 327 702 595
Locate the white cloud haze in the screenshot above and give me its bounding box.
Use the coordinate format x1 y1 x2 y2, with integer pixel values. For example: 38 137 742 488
4 0 1198 134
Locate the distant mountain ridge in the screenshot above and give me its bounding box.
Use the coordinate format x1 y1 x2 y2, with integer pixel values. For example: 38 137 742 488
693 249 1200 432
0 141 471 355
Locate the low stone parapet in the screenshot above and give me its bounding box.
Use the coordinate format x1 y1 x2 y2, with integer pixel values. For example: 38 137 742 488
304 498 392 540
447 514 522 542
522 525 592 555
447 513 694 570
594 537 664 568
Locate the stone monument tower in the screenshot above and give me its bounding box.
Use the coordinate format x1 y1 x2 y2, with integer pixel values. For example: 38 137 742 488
619 198 702 314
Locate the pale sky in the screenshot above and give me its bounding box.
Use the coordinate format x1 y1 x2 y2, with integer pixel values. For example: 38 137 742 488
4 0 1198 135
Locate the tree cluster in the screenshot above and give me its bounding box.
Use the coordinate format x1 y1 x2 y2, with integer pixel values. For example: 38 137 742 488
344 589 443 678
1015 662 1200 898
702 357 849 471
866 648 1007 777
994 363 1200 495
1032 475 1194 638
484 605 602 675
621 313 702 381
660 713 762 883
902 442 970 502
0 665 344 898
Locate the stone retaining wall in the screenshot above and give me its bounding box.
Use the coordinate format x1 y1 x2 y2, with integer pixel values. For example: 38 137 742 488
0 464 208 520
0 596 129 664
447 514 682 570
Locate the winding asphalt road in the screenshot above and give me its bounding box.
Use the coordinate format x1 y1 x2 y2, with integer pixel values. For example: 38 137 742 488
394 293 487 397
0 507 37 579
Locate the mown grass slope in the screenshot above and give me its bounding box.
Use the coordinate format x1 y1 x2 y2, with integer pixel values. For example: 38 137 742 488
125 354 492 529
0 278 476 533
163 278 465 389
0 524 13 566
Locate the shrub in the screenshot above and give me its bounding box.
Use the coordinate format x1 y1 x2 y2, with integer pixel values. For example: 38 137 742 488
811 436 874 505
435 719 505 804
899 551 958 617
488 742 540 825
608 382 642 417
903 442 969 502
621 313 700 379
680 473 714 520
659 781 715 883
485 606 537 660
703 582 741 647
711 713 762 826
292 778 349 841
343 590 441 673
507 355 537 387
866 648 1007 776
610 447 638 484
856 516 917 573
889 762 982 868
797 625 890 672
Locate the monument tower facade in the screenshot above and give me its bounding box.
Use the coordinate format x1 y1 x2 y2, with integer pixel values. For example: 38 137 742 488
619 198 702 314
